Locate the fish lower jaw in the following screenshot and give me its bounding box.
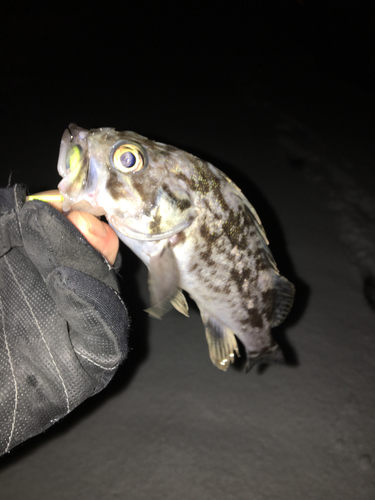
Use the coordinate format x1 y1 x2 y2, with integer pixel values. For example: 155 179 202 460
62 198 106 216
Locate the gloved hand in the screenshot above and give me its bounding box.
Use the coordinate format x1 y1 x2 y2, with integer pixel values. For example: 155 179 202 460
0 185 129 455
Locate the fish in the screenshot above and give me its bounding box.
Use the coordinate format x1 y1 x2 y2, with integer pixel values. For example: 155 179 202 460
57 124 295 371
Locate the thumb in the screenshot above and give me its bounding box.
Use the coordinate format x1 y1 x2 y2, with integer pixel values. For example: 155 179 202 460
67 211 119 266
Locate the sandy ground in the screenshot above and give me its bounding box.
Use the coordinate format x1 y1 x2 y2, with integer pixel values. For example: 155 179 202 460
0 3 374 499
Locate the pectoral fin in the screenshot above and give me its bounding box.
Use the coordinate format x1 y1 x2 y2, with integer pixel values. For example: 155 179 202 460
145 243 180 319
201 313 240 371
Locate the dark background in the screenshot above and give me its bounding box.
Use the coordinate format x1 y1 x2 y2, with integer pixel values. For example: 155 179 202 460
1 1 373 191
1 2 374 499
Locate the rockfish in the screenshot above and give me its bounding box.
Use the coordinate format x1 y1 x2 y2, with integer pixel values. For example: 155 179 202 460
58 124 295 371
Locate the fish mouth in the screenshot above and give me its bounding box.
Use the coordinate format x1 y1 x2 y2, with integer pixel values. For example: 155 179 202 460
57 178 107 216
57 124 103 215
57 124 89 179
65 198 106 217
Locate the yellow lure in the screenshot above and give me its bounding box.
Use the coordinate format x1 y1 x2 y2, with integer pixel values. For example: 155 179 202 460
27 194 64 202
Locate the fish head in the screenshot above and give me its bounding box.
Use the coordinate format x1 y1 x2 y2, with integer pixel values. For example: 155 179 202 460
57 124 196 240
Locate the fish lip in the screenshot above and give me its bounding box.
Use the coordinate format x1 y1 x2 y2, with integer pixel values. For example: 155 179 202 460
57 129 73 178
57 124 89 178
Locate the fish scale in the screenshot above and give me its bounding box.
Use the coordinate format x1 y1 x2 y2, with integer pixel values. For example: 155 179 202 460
58 124 295 371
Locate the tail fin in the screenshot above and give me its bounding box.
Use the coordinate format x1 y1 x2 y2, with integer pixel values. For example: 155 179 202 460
245 343 285 372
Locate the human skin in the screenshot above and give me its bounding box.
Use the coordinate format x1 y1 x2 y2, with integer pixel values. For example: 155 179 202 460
29 190 119 266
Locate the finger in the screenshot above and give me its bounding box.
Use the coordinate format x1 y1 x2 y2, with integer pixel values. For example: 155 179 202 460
67 211 119 266
27 190 119 265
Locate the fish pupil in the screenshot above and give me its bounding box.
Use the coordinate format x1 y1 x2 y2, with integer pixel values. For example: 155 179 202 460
120 151 136 168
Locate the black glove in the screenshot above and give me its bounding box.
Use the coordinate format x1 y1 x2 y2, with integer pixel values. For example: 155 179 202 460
0 185 129 455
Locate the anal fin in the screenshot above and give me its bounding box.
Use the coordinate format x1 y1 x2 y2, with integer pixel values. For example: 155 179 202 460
201 314 240 371
170 289 189 317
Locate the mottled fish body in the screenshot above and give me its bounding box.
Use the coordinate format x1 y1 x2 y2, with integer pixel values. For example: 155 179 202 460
58 124 294 371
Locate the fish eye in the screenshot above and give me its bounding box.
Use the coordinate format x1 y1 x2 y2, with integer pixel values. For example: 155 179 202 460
111 142 147 173
66 145 82 172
